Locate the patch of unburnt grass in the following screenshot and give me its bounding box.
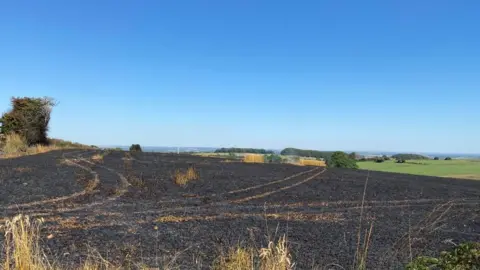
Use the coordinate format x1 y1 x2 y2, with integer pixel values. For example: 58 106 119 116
213 235 294 270
173 166 199 186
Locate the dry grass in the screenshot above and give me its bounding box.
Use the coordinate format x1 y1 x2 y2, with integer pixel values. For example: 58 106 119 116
173 166 199 186
213 247 254 270
298 159 326 167
1 133 28 156
90 153 104 163
1 215 117 270
1 133 94 159
243 154 264 163
214 235 294 270
1 214 49 270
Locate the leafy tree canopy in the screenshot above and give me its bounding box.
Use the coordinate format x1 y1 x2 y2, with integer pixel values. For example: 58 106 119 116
328 151 359 169
129 144 142 152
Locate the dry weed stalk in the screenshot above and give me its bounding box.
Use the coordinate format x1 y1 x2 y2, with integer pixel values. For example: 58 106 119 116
353 171 374 270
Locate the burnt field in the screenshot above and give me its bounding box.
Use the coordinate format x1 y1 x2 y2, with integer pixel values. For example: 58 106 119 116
1 150 480 269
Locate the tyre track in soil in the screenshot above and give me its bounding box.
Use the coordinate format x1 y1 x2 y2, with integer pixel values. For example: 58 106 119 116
2 150 132 218
94 164 327 218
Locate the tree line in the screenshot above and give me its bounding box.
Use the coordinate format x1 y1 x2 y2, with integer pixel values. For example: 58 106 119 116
391 154 429 160
280 148 334 160
215 148 275 154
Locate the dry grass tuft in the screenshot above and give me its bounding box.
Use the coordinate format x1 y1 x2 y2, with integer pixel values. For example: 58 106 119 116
259 235 294 270
213 246 254 270
1 214 49 270
1 133 28 156
299 159 326 167
243 154 264 163
173 166 199 186
91 153 104 163
214 235 294 270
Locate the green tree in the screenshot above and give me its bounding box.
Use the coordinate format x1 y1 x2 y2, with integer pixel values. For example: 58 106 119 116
445 157 452 160
349 152 357 160
328 151 359 169
129 144 142 152
434 157 440 160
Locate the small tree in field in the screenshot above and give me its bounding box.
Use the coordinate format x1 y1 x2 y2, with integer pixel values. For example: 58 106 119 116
445 157 452 160
434 157 440 160
129 144 142 152
328 151 358 169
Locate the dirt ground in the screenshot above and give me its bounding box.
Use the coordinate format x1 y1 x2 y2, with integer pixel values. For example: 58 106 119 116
1 150 479 269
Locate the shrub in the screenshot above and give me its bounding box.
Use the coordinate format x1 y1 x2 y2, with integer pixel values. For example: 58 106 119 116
382 155 390 161
445 157 452 160
406 242 480 270
0 97 56 146
129 144 142 152
375 158 385 163
328 151 358 169
434 157 440 160
265 154 282 163
396 159 406 163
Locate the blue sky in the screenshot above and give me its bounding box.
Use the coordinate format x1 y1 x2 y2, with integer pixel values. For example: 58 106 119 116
1 1 479 153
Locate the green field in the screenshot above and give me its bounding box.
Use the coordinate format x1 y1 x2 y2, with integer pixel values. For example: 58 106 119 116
358 159 480 180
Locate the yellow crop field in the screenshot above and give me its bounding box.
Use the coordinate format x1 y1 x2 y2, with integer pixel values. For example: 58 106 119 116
243 154 264 163
299 159 326 167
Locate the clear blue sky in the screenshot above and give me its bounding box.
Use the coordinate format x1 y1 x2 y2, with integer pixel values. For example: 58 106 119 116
1 1 479 153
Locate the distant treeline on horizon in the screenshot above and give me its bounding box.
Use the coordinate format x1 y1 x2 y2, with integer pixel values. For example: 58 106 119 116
214 147 275 154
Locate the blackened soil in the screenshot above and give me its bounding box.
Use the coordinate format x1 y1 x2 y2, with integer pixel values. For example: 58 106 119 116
1 150 479 269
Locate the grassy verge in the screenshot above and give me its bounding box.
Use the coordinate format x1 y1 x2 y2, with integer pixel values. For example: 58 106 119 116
0 133 95 159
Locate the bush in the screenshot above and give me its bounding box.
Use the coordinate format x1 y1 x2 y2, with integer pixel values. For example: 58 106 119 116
0 97 56 146
328 151 358 169
434 157 440 160
445 157 452 160
406 242 480 270
265 154 282 163
375 158 385 163
382 155 390 161
129 144 142 152
396 159 406 163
